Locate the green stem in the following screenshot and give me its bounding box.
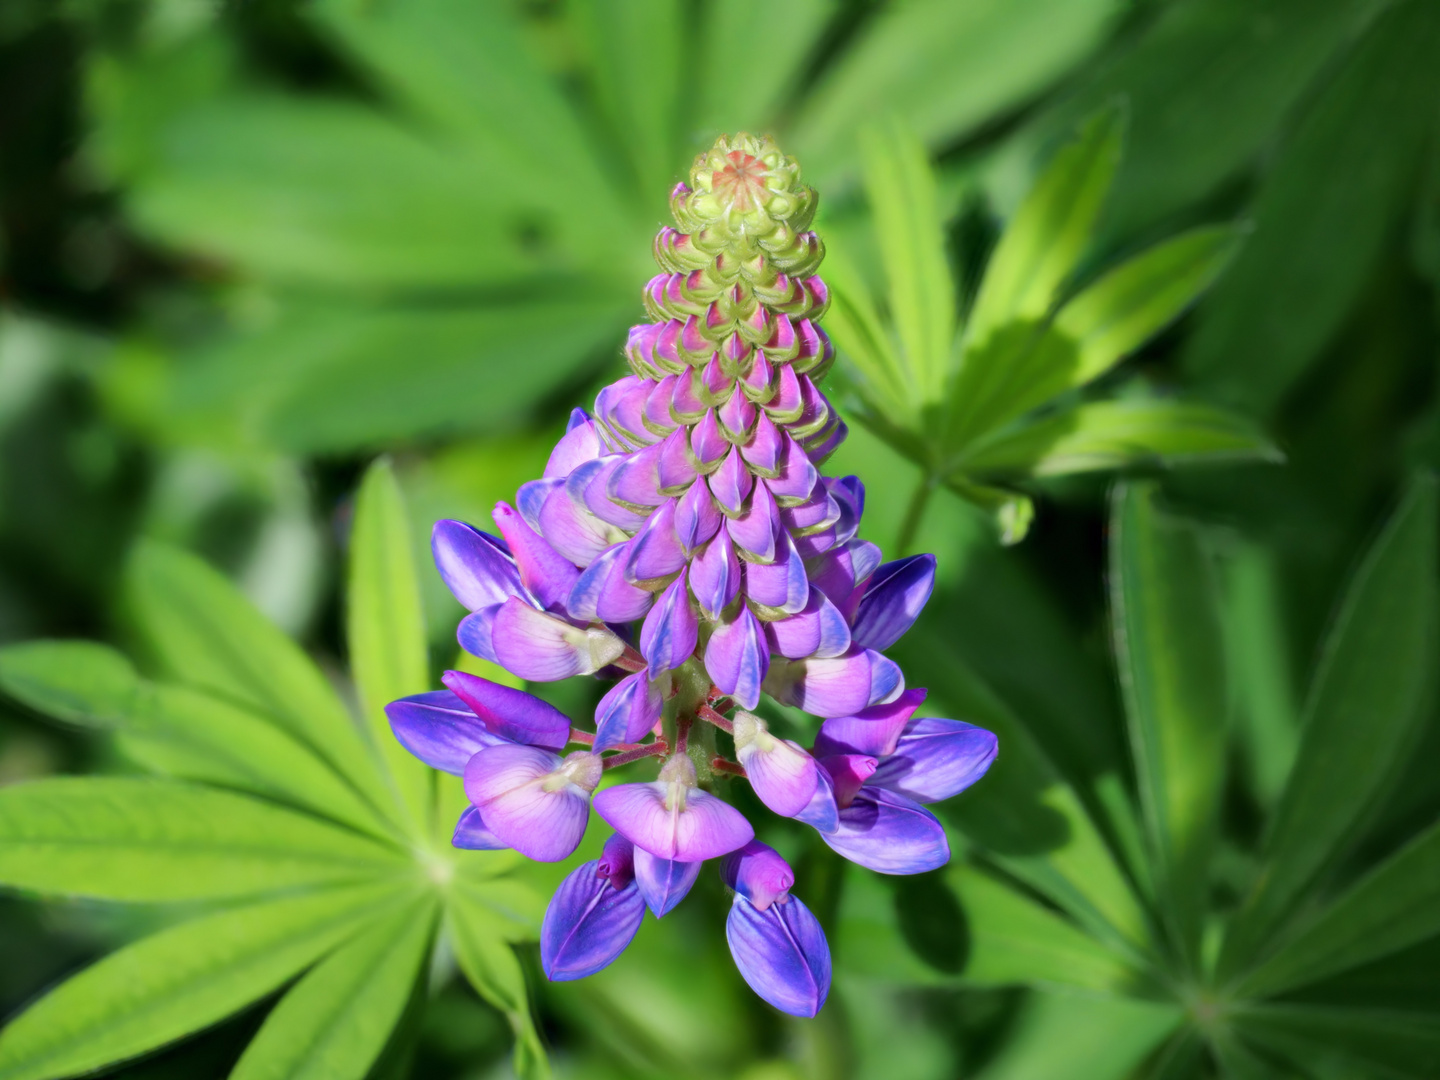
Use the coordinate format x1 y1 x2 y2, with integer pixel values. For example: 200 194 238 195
893 474 935 555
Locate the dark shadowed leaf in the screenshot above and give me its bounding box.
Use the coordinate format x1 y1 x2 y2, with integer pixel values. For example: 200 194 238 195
1235 1004 1440 1079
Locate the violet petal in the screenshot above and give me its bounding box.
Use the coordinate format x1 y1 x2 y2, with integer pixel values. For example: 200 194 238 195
821 787 950 874
704 606 769 710
593 781 754 862
593 670 666 752
385 689 508 774
850 554 937 652
440 670 571 750
432 520 521 613
869 718 999 803
492 502 579 613
452 805 507 850
464 746 600 862
492 597 625 682
765 648 904 718
570 541 653 623
639 568 699 673
733 711 819 818
633 848 702 918
813 688 928 758
720 840 794 911
726 894 831 1018
540 858 646 981
690 530 742 620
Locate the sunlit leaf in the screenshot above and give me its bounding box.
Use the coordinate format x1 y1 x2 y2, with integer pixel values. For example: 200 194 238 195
0 640 140 729
942 322 1082 453
958 399 1280 479
124 541 391 810
1054 225 1242 387
348 459 432 835
0 882 417 1080
1110 483 1227 963
0 778 405 902
230 897 438 1080
859 119 955 405
1221 475 1437 976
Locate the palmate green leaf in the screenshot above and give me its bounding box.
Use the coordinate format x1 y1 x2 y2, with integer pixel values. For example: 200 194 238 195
1221 476 1437 977
0 777 406 902
1053 226 1243 388
1110 483 1227 963
168 298 632 453
126 542 393 811
958 399 1281 479
1183 0 1440 412
125 91 563 290
1240 820 1440 999
964 104 1123 350
0 882 418 1080
976 990 1182 1080
942 322 1083 455
907 642 1150 954
309 0 635 257
0 640 139 728
569 0 682 200
694 0 834 136
230 897 438 1080
790 0 1115 187
1234 1005 1440 1079
821 243 914 427
448 883 549 1080
348 460 432 835
859 119 955 406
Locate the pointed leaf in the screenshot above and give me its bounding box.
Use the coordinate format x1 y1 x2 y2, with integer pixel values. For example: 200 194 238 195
348 459 432 834
230 898 437 1080
1222 476 1437 975
958 399 1281 479
1111 484 1227 962
0 641 139 729
942 322 1083 452
1241 819 1440 998
125 541 389 807
824 242 914 426
859 119 955 404
1053 225 1243 387
0 778 405 902
448 884 549 1079
966 105 1123 347
0 883 415 1080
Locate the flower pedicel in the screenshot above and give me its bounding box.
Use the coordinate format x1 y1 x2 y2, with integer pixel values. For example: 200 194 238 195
386 134 998 1016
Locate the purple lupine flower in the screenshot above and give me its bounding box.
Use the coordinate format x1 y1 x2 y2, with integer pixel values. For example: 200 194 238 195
386 134 998 1016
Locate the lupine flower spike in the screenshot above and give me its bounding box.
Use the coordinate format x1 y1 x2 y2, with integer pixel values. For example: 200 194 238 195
386 133 999 1017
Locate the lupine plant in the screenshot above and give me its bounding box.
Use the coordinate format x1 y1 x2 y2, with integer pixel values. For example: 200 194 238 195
384 134 999 1016
824 110 1277 545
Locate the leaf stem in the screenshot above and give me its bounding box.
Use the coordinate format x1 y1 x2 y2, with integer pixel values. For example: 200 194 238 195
894 474 935 555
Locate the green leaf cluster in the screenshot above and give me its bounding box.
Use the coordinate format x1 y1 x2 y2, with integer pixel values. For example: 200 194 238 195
0 461 550 1080
826 111 1280 546
841 474 1439 1078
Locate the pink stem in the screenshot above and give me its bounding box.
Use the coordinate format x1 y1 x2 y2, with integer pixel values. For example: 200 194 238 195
697 703 733 733
613 649 647 673
602 740 669 769
567 728 595 747
711 756 747 778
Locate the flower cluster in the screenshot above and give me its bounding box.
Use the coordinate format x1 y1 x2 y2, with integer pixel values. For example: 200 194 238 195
387 134 997 1016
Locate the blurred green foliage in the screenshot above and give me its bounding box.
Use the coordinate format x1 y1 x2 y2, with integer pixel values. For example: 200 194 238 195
2 0 1439 1077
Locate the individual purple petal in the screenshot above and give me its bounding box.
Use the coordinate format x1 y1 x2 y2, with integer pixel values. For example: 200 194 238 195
720 840 794 911
733 711 819 817
541 855 646 981
608 441 666 507
850 554 937 652
819 753 877 808
828 476 864 545
464 746 601 862
766 435 817 503
453 805 507 850
675 474 723 553
767 361 803 421
704 606 769 710
516 477 563 532
764 590 852 660
577 456 648 530
820 787 950 874
492 502 579 613
597 832 637 887
656 426 696 492
813 688 928 758
595 375 657 447
726 482 780 562
627 498 687 582
745 533 808 614
457 604 502 664
538 483 615 567
718 388 758 440
570 541 654 623
593 670 666 752
765 648 903 718
633 848 702 917
690 409 729 469
709 446 754 515
492 598 625 681
869 718 999 803
740 413 783 476
644 375 680 432
440 670 571 750
593 757 754 861
432 520 521 613
639 569 699 673
726 894 831 1017
385 690 507 774
783 489 841 533
794 764 839 833
690 530 742 620
545 416 603 479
